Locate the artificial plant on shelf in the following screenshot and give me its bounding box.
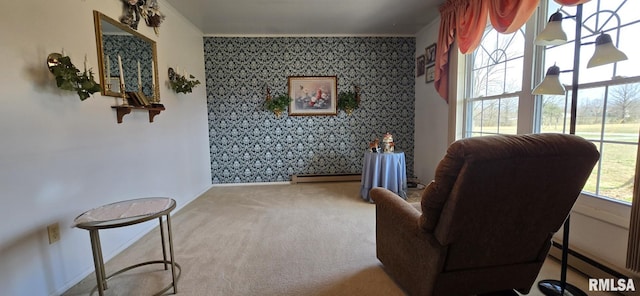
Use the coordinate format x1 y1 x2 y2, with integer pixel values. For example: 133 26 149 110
48 54 101 101
337 90 360 115
265 94 292 117
170 73 201 94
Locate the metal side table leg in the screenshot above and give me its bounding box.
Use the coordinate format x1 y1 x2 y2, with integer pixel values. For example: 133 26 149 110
159 216 168 270
166 214 178 293
89 230 106 296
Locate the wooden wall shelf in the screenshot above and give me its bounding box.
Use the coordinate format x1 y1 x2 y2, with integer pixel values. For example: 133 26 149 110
111 105 165 123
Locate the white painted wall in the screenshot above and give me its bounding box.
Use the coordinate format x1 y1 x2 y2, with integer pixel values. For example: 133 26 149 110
0 1 211 295
413 19 450 184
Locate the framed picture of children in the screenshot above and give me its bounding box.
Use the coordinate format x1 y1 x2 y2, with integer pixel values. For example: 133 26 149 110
288 76 338 116
416 55 426 77
425 43 437 66
426 65 435 83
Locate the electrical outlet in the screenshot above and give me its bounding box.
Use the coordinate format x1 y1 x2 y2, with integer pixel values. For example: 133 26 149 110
47 223 60 244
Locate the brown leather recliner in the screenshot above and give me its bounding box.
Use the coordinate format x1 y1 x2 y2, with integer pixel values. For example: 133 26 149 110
370 133 600 296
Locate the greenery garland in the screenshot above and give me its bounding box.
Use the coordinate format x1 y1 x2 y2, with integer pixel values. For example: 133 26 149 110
170 74 201 94
337 90 359 114
49 55 101 101
265 94 292 117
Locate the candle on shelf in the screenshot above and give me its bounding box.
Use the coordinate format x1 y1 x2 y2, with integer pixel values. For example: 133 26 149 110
117 54 125 90
105 55 111 80
151 62 155 85
84 54 88 72
137 60 142 90
151 62 156 102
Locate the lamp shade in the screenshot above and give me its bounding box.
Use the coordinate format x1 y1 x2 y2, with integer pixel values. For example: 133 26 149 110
533 65 566 95
535 12 567 46
587 33 628 68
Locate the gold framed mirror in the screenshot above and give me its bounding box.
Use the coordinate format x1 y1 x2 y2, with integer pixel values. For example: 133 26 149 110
93 10 159 99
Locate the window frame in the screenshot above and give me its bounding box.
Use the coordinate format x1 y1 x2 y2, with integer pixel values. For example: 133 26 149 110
459 0 638 224
462 17 537 138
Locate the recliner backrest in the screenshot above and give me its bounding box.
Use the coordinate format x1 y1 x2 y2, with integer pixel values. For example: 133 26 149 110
419 133 599 271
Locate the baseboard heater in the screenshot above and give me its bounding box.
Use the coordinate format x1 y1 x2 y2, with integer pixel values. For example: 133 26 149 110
291 174 361 184
548 241 640 291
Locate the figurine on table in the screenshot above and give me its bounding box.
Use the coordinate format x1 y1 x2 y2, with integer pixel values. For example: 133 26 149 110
382 133 395 153
369 138 380 152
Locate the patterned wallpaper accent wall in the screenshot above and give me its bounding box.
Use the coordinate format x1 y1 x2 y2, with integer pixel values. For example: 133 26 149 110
204 37 415 184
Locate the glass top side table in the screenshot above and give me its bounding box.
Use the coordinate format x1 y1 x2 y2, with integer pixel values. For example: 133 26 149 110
74 197 181 296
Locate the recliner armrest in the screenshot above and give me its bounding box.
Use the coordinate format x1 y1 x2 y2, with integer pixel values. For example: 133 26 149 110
370 187 445 295
370 187 423 231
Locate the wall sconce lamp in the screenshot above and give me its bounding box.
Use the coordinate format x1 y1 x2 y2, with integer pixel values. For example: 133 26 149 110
265 84 272 101
533 4 628 296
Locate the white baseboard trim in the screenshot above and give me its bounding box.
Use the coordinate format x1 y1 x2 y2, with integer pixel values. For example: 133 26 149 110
211 181 291 187
291 174 361 184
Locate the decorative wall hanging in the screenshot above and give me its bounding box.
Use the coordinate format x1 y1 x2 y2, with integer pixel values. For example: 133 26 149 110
94 10 160 101
47 53 101 101
416 55 426 77
120 0 165 35
425 43 437 66
168 67 200 94
264 86 292 118
288 76 338 116
337 85 361 115
426 65 435 83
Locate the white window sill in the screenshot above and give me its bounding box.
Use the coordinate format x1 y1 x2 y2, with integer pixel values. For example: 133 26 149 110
572 193 631 229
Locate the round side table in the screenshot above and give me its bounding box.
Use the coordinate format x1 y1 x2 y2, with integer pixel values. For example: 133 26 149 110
74 197 181 296
360 151 408 202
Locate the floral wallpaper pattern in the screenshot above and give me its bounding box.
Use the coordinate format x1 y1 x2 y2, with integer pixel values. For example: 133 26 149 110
204 37 415 184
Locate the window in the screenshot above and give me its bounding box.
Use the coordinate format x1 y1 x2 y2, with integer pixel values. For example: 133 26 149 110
464 24 526 137
463 0 640 204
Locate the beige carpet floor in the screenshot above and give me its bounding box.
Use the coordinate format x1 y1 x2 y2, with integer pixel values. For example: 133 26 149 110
63 182 612 296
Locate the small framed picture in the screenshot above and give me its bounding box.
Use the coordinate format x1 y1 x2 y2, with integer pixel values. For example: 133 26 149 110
426 65 435 83
425 43 437 66
416 55 426 77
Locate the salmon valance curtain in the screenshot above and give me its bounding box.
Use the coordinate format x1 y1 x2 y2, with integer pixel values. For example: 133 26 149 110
434 0 589 102
554 0 590 5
